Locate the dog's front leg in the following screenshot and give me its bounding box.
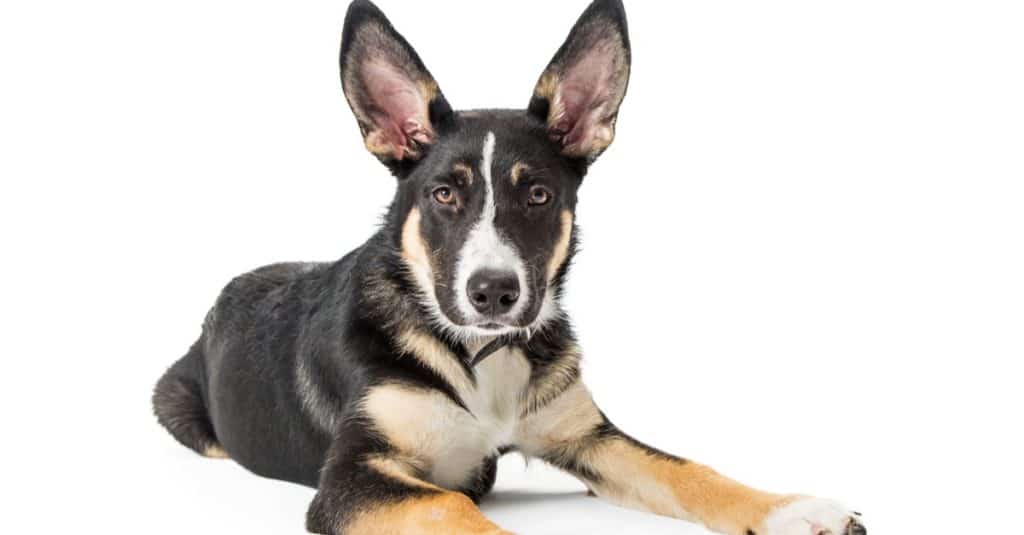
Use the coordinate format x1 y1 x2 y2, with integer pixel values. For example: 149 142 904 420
306 441 510 535
520 381 866 535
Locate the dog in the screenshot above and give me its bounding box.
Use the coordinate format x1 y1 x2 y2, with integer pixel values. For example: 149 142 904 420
153 1 867 534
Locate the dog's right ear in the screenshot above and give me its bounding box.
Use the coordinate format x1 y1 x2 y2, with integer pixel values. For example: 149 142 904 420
339 0 452 165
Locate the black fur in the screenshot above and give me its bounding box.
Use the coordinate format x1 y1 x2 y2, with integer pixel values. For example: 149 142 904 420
152 341 218 456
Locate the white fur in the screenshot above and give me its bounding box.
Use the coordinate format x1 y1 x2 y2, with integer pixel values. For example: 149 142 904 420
431 344 531 487
761 497 864 535
363 346 532 489
453 132 530 332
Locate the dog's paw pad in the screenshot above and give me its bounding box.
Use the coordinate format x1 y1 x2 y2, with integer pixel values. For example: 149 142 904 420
759 497 865 535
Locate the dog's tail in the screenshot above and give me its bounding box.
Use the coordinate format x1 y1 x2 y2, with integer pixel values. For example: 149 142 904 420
152 341 227 459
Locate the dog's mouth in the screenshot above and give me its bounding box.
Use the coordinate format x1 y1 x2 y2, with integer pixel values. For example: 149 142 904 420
467 322 521 338
454 320 528 341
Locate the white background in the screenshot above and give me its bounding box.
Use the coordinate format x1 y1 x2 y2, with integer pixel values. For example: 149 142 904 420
2 0 1023 533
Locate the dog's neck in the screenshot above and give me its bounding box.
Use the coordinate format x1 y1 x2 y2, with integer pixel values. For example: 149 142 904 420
465 335 520 368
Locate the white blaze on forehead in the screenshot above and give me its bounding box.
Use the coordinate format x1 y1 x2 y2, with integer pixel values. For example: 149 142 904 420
480 132 497 224
453 132 529 329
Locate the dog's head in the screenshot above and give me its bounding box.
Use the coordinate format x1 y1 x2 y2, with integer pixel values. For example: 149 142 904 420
340 0 630 341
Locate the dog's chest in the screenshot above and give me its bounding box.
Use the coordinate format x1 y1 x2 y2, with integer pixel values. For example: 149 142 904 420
426 347 531 488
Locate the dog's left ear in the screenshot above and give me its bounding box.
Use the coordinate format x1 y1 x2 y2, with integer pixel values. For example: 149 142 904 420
339 0 452 164
529 0 631 162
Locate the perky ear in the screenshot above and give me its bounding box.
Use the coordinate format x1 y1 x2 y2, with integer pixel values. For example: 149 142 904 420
529 0 631 161
339 0 452 163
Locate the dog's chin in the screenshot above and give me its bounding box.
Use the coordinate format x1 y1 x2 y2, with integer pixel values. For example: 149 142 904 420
439 313 535 342
432 294 555 342
464 322 521 338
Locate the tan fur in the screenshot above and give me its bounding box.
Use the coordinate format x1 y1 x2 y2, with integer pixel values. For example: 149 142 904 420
519 379 601 453
363 127 396 158
400 207 437 293
522 382 791 535
202 444 230 459
534 71 568 143
362 346 532 490
395 329 474 395
418 79 440 108
587 440 790 535
361 384 479 489
546 210 574 284
347 455 510 535
346 492 509 535
582 116 616 156
360 366 524 487
364 455 438 491
510 161 530 185
452 162 474 185
533 71 560 104
400 208 428 266
361 384 472 464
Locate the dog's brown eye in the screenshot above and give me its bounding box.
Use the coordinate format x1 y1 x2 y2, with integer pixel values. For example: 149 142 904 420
433 186 455 205
528 185 552 206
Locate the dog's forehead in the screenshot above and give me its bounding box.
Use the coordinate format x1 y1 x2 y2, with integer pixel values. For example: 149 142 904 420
445 111 565 173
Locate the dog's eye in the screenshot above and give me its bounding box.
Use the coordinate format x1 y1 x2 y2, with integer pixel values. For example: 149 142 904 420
528 185 552 206
433 186 456 205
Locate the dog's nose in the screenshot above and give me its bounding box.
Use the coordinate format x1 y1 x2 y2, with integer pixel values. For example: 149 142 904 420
467 270 520 317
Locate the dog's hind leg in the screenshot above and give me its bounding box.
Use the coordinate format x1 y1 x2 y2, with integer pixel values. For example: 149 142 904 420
152 340 227 459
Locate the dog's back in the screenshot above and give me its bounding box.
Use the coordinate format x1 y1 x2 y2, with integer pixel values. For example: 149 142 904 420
153 260 342 486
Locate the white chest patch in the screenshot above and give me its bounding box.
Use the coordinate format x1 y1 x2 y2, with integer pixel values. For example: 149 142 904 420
362 346 532 490
428 346 531 487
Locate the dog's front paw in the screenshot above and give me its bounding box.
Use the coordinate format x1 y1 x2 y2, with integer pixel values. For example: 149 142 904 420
759 497 865 535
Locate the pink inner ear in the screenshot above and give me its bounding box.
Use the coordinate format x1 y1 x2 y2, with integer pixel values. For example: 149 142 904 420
361 59 433 160
555 45 617 156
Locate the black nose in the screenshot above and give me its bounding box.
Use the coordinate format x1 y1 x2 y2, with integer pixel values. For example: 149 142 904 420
467 270 520 317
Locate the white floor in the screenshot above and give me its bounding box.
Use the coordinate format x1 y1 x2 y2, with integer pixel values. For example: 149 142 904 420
483 460 703 534
129 438 706 535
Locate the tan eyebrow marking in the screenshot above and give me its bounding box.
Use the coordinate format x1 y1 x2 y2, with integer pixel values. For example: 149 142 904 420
511 162 530 185
452 163 474 186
